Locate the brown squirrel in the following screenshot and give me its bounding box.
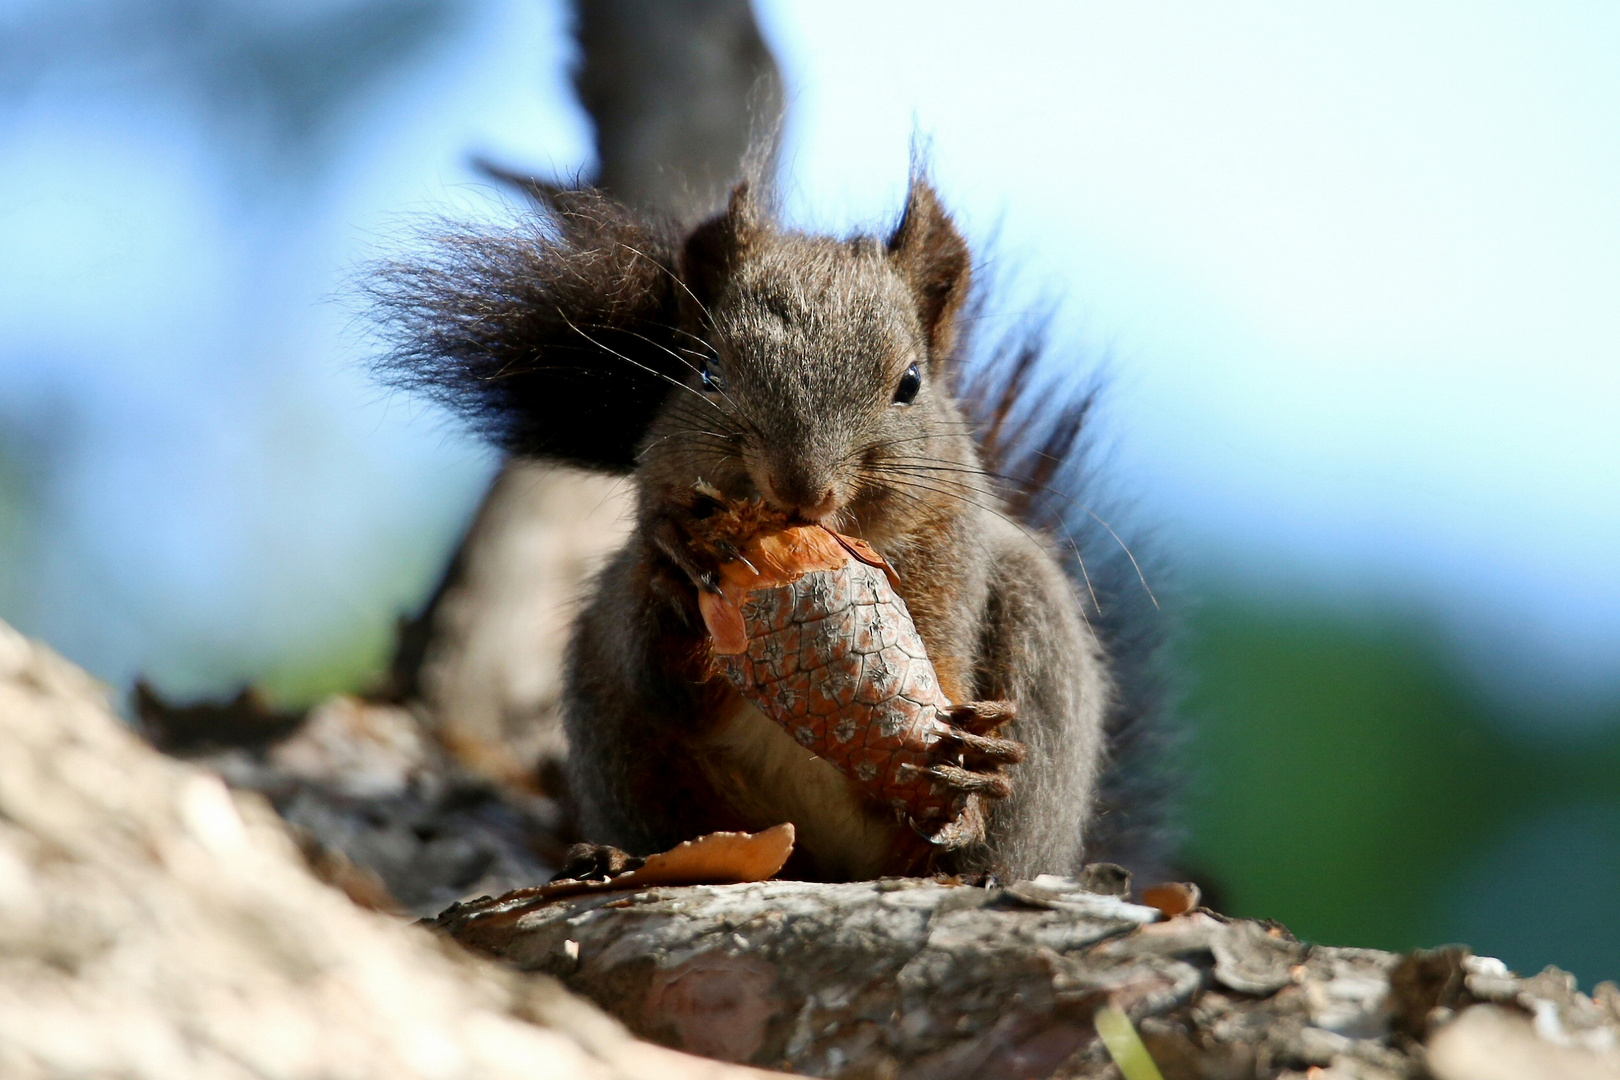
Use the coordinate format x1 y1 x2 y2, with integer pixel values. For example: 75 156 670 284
372 175 1173 883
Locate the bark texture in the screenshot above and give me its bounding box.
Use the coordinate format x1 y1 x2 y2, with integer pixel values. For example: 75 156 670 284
9 622 1620 1080
0 619 767 1080
432 874 1620 1080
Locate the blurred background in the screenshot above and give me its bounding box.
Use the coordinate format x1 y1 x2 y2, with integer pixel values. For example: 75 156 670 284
2 0 1617 983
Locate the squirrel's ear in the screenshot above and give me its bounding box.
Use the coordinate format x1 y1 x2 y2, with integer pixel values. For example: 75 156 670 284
888 179 971 360
681 182 762 312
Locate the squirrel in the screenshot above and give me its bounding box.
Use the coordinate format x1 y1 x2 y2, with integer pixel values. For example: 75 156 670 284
372 173 1174 884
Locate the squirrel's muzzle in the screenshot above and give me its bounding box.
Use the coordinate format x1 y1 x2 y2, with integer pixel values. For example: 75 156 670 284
755 449 847 524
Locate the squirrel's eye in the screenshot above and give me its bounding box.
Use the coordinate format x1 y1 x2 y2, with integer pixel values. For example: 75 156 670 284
700 358 726 393
893 363 922 405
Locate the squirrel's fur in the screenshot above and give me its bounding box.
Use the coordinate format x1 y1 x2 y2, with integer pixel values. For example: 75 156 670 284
371 175 1175 882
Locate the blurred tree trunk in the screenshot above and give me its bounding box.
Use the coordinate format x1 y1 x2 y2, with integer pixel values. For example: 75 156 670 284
391 0 782 799
575 0 782 220
0 618 774 1080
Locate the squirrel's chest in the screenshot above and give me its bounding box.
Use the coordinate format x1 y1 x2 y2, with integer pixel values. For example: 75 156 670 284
699 691 902 881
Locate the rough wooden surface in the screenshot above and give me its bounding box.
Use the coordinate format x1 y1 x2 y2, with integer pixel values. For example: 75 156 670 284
431 872 1620 1080
0 619 768 1080
131 643 1620 1080
142 686 567 917
11 620 1620 1080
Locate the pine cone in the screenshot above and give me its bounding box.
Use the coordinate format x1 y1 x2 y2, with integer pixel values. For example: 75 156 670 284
694 506 1016 847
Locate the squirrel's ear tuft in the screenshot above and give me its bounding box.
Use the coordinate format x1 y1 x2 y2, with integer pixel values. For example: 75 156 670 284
887 179 971 360
681 182 762 311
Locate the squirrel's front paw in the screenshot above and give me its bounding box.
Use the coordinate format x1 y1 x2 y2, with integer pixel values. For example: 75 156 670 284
645 504 741 597
927 699 1025 801
550 842 645 884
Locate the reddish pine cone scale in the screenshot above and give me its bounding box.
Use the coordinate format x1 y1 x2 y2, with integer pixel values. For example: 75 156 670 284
697 519 985 847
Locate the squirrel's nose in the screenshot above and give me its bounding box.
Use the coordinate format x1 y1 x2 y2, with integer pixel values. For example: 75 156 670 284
760 466 842 522
796 487 841 523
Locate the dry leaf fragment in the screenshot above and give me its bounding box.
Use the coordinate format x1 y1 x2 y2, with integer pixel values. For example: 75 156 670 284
537 824 797 900
1141 882 1202 918
633 823 798 887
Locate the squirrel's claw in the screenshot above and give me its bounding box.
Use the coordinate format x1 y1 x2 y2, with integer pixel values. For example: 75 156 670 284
711 536 753 572
925 763 1014 800
947 699 1018 736
647 513 725 595
925 701 1023 802
938 725 1027 767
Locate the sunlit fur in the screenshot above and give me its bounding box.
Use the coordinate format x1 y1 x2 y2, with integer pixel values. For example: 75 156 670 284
373 175 1174 882
637 227 984 558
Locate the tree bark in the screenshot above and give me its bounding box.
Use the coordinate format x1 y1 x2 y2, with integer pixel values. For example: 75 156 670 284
431 874 1620 1080
14 610 1620 1080
573 0 782 222
0 619 769 1080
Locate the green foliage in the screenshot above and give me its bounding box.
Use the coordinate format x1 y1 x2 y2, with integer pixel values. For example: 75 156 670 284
1181 593 1620 985
250 621 397 707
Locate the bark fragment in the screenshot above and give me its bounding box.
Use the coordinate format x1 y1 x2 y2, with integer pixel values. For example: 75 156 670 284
433 877 1620 1080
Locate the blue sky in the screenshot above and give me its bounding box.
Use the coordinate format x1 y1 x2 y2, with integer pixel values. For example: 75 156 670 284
0 0 1616 708
756 1 1620 703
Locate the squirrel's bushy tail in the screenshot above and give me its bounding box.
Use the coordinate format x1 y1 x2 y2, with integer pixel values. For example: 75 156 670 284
958 310 1179 882
366 192 690 474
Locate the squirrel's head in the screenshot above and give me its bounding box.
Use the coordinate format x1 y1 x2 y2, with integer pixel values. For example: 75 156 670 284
371 175 987 545
638 179 981 541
